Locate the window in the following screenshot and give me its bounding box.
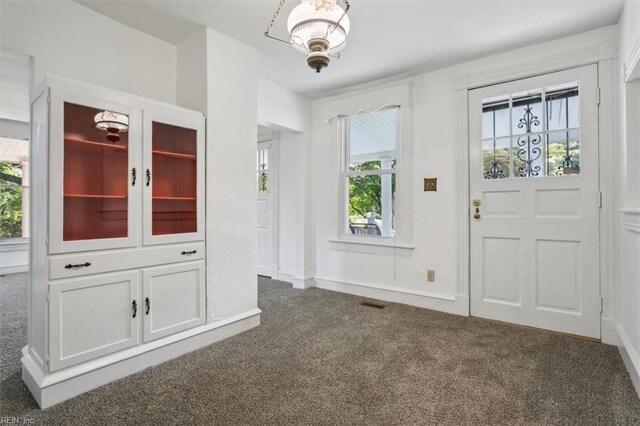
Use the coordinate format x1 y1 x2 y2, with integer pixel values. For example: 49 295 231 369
341 107 398 238
257 146 269 192
482 83 580 179
0 140 29 239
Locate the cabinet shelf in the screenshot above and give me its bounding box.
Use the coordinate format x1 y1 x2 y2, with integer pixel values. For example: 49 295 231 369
65 194 127 199
152 149 196 160
65 137 127 151
152 196 196 201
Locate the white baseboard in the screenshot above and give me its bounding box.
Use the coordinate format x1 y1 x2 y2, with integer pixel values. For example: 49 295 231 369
315 277 468 316
276 272 316 289
616 324 640 399
22 309 261 409
601 318 621 346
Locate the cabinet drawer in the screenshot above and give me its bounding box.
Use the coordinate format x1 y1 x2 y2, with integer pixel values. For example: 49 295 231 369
49 243 204 280
48 271 140 371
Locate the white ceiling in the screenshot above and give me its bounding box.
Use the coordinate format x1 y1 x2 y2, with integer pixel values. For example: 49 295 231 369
78 1 624 99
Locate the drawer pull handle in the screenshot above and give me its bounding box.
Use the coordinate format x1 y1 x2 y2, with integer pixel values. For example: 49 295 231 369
146 169 151 187
181 250 197 255
132 300 138 318
145 297 151 315
131 167 137 186
64 262 91 269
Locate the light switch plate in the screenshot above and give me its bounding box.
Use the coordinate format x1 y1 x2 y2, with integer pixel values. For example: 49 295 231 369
424 178 437 192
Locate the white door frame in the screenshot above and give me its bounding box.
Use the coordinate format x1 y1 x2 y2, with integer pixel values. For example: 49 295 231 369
257 130 279 278
452 41 619 343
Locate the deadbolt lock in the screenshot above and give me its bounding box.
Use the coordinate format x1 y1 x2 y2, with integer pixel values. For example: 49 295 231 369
472 199 481 207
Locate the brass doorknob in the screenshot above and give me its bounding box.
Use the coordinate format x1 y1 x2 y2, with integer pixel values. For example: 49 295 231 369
472 199 481 207
474 213 481 220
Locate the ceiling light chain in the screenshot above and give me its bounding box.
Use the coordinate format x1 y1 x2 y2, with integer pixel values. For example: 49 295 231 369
265 0 351 73
265 0 288 42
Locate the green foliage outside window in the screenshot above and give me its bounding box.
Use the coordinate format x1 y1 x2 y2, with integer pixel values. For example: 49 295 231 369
348 160 395 222
0 162 23 239
482 140 580 178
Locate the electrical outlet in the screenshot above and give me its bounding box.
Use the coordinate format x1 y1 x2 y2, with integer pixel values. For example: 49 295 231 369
427 270 435 282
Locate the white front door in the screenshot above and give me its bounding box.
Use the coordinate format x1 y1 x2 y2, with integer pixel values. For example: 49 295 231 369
469 65 601 339
257 141 275 277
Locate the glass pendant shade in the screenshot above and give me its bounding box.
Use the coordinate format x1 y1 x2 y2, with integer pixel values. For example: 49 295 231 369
94 110 129 142
287 0 350 55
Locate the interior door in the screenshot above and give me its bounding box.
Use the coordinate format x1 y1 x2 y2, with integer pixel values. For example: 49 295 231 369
257 141 275 277
469 65 601 339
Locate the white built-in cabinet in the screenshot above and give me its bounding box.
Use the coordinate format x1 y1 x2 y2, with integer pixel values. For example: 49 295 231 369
27 78 206 375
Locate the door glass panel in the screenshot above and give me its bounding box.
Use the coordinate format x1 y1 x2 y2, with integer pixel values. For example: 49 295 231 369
151 122 197 236
547 129 581 176
482 83 580 179
482 137 510 179
63 102 128 241
514 133 544 178
257 147 269 192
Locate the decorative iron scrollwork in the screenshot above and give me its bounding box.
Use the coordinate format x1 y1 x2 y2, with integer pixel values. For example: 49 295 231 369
485 157 506 179
515 106 542 177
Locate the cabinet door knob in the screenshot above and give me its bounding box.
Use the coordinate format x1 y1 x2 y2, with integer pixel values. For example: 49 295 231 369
64 262 91 269
145 169 151 187
132 300 138 318
145 297 151 315
131 167 137 186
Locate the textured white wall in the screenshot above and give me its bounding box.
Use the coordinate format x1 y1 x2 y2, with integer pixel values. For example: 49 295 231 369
205 28 259 321
258 79 310 134
311 26 618 312
0 1 176 104
617 0 640 395
177 30 208 114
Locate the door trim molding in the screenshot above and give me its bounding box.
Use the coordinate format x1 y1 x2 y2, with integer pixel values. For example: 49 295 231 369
454 42 615 91
455 45 617 329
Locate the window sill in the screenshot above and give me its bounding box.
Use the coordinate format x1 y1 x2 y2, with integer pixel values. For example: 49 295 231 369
327 237 414 250
0 238 29 253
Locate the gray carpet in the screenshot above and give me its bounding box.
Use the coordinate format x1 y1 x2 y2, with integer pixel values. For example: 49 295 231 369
1 273 639 425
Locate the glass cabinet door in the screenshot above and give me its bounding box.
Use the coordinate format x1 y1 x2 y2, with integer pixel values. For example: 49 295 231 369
49 89 140 254
151 122 197 236
63 102 129 241
143 107 204 245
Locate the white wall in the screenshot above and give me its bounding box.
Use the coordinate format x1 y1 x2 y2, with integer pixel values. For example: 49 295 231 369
617 0 640 396
0 1 176 104
257 80 314 288
311 26 618 314
205 28 259 320
258 79 309 134
176 31 208 114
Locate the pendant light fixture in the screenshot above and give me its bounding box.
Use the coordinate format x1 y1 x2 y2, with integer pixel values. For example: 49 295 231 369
94 110 129 143
265 0 351 73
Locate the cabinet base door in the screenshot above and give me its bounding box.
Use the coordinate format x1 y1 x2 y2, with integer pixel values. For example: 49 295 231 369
142 261 205 342
49 271 140 372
